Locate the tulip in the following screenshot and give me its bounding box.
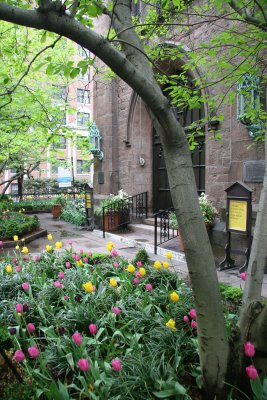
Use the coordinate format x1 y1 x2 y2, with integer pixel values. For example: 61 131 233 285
246 365 258 380
112 307 121 315
72 332 83 345
34 255 40 262
153 260 162 269
83 281 94 293
88 251 92 257
28 346 39 359
145 283 153 292
106 241 113 252
78 358 90 371
9 327 17 335
79 249 84 254
54 280 62 288
46 245 52 252
133 278 139 285
6 265 13 273
63 295 68 300
189 309 197 319
240 272 247 281
15 303 23 313
139 268 146 277
13 235 18 242
166 251 173 259
21 246 29 254
83 257 88 263
110 278 117 287
126 264 135 273
65 261 71 268
55 242 62 249
21 282 30 292
170 291 179 302
47 234 53 241
24 255 29 261
16 266 21 272
113 262 119 268
135 271 141 278
0 240 3 246
183 315 189 323
68 239 73 245
58 271 65 279
136 261 142 267
244 342 255 357
166 319 176 330
13 350 25 363
88 324 97 335
27 323 36 333
111 249 118 257
191 320 197 329
163 261 169 269
111 358 122 372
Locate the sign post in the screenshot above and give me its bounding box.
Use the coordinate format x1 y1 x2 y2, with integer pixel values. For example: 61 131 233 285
57 167 72 188
84 184 94 231
218 182 252 272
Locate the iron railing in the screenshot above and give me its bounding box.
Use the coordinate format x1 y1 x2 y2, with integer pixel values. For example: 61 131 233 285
154 208 178 254
102 192 148 238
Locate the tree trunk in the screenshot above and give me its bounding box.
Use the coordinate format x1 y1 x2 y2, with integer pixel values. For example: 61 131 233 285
17 174 24 201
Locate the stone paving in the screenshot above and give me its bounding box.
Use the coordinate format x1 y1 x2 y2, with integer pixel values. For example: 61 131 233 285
7 213 267 297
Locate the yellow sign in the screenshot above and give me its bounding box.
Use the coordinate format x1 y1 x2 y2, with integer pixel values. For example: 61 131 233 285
85 194 91 209
229 200 247 232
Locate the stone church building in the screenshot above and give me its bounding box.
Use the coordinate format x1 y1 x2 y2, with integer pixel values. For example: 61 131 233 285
93 3 265 214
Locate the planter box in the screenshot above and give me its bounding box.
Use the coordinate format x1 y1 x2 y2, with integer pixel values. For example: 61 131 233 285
52 205 62 219
103 211 121 232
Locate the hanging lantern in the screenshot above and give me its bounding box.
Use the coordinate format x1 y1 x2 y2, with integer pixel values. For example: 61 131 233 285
89 122 104 160
237 74 262 138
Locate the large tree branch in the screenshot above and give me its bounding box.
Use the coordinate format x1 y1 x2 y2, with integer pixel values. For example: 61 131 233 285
228 0 267 31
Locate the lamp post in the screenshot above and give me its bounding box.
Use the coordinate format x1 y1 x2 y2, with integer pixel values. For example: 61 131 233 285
89 122 104 160
237 74 262 138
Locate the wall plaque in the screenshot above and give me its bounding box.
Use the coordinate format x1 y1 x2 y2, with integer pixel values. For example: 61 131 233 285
98 172 104 184
243 160 265 182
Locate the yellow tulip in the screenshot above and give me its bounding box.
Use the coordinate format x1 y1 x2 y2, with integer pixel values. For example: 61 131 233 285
139 267 146 277
83 281 94 293
170 291 179 302
6 265 13 273
77 259 83 267
46 245 52 252
126 264 135 273
13 235 18 242
106 241 113 252
166 251 173 260
163 261 169 269
166 318 176 330
15 245 20 250
110 278 117 287
47 234 53 241
21 246 28 254
55 241 62 249
153 260 162 270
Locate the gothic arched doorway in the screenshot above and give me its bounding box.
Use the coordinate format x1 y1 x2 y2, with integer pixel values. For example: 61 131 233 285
153 88 205 212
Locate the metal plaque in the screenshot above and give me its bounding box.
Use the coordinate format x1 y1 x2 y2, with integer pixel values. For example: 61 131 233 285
243 160 265 182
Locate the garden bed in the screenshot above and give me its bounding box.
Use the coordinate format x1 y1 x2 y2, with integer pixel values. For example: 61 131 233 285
0 228 48 249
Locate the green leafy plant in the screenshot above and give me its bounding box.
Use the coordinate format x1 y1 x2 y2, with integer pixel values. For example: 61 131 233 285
0 211 39 240
94 189 130 216
60 198 86 226
132 248 150 265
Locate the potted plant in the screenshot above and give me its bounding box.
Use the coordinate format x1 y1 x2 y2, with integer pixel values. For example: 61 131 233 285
95 190 130 231
51 195 66 219
169 194 217 252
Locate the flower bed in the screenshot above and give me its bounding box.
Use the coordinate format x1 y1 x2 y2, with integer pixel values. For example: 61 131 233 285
0 211 39 240
60 198 86 226
0 240 201 399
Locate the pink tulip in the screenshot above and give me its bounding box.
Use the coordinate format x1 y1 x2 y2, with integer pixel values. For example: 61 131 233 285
13 350 25 363
244 342 255 357
75 255 81 261
58 271 65 279
72 332 83 345
83 257 88 263
34 255 40 262
16 266 21 272
72 253 76 258
145 283 153 292
113 262 119 268
189 309 197 319
133 278 139 285
0 240 3 247
65 261 71 268
240 272 247 281
136 261 142 267
28 346 39 359
111 250 118 257
79 249 84 254
68 239 73 245
78 358 90 371
24 255 29 261
112 307 121 315
13 258 18 264
135 272 141 278
88 251 92 257
15 303 23 313
88 324 97 335
21 282 30 291
54 280 62 288
246 365 258 380
111 358 122 372
27 323 36 333
191 320 197 329
63 295 68 300
183 316 189 323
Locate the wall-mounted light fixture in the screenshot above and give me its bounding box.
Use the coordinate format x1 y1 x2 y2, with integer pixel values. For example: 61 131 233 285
237 74 262 138
89 122 104 161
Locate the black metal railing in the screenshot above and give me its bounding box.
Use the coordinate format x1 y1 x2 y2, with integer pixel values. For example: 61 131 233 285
102 192 148 238
154 208 178 254
7 191 84 202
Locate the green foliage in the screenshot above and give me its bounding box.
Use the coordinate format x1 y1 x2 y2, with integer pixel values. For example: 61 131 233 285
219 284 243 305
12 199 54 212
95 190 130 215
60 198 86 226
132 248 150 265
0 325 13 350
2 383 37 400
0 211 39 239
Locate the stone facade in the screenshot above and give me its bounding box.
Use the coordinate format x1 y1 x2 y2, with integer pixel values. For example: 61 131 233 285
93 5 265 213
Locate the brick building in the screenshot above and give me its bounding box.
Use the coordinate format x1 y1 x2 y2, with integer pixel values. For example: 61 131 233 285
93 4 265 214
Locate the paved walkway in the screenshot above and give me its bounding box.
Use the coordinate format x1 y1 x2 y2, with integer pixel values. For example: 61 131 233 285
11 213 267 297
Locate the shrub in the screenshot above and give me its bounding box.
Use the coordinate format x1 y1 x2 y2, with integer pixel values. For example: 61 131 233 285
60 198 86 226
12 199 54 212
0 211 39 240
132 248 150 265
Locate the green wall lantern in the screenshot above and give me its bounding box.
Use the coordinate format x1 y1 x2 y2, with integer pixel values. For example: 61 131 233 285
237 74 262 138
89 122 104 160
